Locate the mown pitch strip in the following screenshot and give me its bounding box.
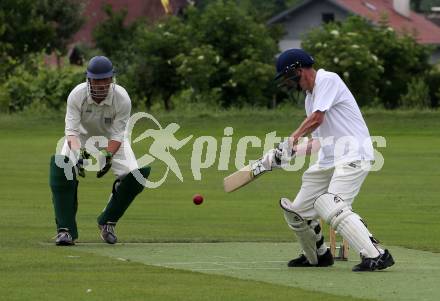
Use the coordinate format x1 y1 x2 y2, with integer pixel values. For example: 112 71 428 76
75 242 440 301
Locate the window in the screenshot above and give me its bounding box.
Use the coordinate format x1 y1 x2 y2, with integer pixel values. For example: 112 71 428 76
322 13 335 23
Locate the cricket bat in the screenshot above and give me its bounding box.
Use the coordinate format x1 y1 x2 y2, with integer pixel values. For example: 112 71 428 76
223 157 270 192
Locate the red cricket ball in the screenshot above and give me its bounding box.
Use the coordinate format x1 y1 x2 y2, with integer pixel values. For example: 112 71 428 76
193 194 204 205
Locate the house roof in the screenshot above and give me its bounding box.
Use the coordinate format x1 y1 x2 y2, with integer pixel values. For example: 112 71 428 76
72 0 190 45
335 0 440 44
268 0 440 45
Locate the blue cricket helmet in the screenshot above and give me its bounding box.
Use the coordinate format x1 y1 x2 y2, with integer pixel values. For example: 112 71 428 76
86 56 115 79
275 49 314 80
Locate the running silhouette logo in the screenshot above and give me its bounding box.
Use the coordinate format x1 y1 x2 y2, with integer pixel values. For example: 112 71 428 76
126 112 193 188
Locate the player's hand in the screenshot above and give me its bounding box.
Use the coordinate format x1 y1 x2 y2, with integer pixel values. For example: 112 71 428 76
76 162 85 177
260 149 281 170
75 149 90 178
289 134 300 147
275 140 296 165
97 149 113 178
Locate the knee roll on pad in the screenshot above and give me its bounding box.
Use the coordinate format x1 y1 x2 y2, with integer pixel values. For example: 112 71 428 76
314 193 353 229
280 198 308 231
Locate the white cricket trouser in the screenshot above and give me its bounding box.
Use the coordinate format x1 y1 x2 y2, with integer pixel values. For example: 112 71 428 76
290 161 371 219
60 136 139 178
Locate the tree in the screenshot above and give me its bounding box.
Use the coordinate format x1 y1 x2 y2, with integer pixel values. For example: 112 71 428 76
302 16 432 108
181 1 278 107
36 0 85 56
125 17 193 110
195 0 300 22
372 18 431 108
93 5 192 110
93 4 142 58
112 0 279 110
1 0 52 61
1 53 84 112
0 0 84 75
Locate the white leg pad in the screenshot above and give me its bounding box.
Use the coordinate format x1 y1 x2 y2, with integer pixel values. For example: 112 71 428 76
314 193 380 258
280 198 318 265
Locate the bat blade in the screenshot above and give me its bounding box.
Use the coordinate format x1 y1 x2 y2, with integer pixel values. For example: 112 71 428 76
223 165 253 193
223 158 269 192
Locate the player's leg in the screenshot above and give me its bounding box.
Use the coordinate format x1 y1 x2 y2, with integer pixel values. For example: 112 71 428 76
331 161 382 248
315 161 394 271
49 154 78 245
280 199 333 267
96 142 151 244
281 164 334 267
50 136 89 244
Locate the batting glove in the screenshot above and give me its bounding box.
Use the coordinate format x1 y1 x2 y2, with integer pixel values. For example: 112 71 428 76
97 149 113 178
260 149 281 170
74 149 91 178
275 140 296 166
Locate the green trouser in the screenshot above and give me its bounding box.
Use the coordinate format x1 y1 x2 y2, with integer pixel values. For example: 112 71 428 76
49 155 79 240
97 166 151 225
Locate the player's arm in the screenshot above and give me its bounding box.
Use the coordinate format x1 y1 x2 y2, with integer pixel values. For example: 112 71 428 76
291 76 338 146
290 111 325 145
67 135 81 152
65 92 89 176
97 94 131 178
65 92 82 153
108 95 131 149
105 93 132 156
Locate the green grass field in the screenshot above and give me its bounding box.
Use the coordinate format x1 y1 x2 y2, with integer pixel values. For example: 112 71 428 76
1 109 439 300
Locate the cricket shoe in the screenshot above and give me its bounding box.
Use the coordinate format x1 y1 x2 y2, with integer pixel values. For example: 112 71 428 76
98 222 117 244
55 229 74 246
288 248 334 267
352 249 395 272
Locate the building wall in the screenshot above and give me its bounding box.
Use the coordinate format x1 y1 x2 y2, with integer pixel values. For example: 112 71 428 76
277 1 350 50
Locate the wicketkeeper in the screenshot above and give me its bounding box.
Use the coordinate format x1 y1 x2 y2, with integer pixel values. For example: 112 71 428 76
49 56 150 246
272 49 394 271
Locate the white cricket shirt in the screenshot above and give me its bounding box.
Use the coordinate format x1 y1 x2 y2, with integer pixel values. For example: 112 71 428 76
305 69 374 167
65 83 131 142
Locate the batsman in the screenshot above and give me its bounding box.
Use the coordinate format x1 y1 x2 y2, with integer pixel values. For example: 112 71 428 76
273 49 394 271
49 56 150 246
